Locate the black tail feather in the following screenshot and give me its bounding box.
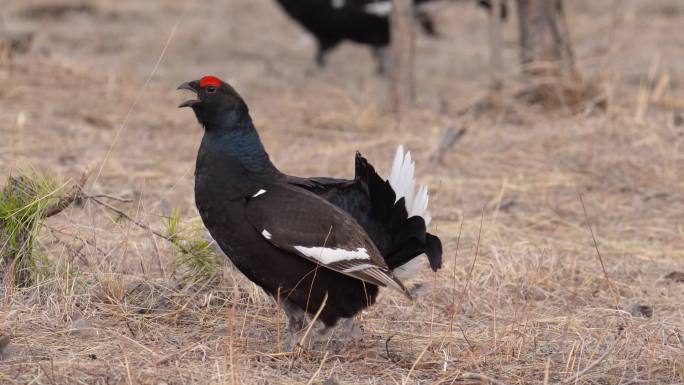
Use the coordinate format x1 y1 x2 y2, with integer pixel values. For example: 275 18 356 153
425 233 442 271
354 152 442 275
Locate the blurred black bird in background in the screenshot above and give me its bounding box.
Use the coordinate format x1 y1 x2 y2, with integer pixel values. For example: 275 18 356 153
179 75 442 346
274 0 507 73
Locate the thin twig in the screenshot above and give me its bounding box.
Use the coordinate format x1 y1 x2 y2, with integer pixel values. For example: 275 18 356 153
87 196 194 256
578 191 620 307
0 259 15 329
37 362 58 385
557 337 623 385
44 224 107 260
84 194 134 203
296 291 328 351
448 219 464 332
454 372 510 385
306 351 329 385
275 287 282 354
155 342 204 365
44 168 91 218
92 10 185 186
403 342 431 385
227 278 238 385
385 334 400 362
89 197 161 237
305 225 332 314
118 337 134 385
455 209 485 316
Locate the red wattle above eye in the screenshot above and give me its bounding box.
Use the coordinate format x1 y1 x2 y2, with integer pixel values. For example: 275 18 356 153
199 76 222 88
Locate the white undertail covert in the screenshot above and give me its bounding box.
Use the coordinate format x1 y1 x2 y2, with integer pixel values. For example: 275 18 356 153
387 145 432 280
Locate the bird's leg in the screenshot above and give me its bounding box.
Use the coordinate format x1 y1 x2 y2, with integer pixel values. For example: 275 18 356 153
371 46 390 75
415 9 437 36
314 39 340 68
315 47 327 68
307 40 334 75
281 300 306 351
308 318 361 348
337 317 362 341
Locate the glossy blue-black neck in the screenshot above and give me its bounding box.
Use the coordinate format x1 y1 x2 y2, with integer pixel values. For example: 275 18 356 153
197 108 280 177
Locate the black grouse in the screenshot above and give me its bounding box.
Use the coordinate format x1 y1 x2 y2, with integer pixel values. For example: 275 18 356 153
179 75 442 345
274 0 506 72
274 0 439 72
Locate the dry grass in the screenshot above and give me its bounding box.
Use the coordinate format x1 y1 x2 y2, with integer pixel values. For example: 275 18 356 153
1 0 684 384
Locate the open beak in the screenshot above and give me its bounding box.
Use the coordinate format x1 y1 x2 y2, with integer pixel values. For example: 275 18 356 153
177 80 200 108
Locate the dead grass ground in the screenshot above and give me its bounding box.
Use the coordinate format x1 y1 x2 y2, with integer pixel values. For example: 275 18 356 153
1 0 683 384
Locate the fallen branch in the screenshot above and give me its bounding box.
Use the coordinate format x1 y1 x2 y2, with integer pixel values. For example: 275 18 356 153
44 168 92 218
430 125 467 165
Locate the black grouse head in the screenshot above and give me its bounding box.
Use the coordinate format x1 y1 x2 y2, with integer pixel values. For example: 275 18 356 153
178 75 248 129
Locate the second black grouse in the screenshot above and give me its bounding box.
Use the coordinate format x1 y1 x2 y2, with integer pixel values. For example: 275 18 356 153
274 0 507 72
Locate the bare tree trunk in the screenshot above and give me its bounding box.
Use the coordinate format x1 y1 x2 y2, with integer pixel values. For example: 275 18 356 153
390 0 415 118
516 0 575 76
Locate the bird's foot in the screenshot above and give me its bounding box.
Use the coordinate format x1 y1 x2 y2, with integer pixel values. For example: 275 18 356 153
282 321 330 352
310 320 334 345
304 60 321 76
409 282 433 299
371 47 389 76
283 332 303 353
279 300 306 352
337 317 363 342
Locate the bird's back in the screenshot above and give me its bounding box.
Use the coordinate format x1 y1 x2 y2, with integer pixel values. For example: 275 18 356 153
275 0 390 45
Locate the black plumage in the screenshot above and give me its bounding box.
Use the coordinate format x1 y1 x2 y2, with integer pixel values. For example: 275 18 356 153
274 0 506 72
179 75 442 344
478 0 508 19
288 152 442 273
274 0 440 72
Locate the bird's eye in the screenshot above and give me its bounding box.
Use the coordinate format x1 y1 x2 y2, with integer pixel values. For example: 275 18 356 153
206 86 217 93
